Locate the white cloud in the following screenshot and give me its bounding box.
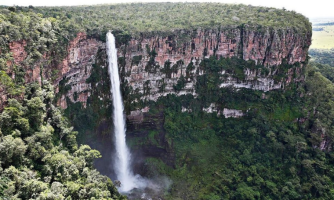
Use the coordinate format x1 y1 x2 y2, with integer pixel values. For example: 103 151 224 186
2 0 334 19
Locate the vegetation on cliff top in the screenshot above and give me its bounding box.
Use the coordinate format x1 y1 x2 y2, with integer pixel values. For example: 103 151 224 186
0 3 315 199
0 3 311 81
1 3 311 40
39 3 311 36
0 7 71 74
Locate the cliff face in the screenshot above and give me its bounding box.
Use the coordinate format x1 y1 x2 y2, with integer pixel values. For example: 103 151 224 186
119 27 310 101
9 41 28 67
0 41 28 109
124 27 309 68
54 33 102 109
3 33 103 110
2 27 311 112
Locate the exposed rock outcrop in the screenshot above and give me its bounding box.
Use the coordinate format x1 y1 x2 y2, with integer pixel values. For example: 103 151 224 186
200 103 244 118
2 32 103 110
9 40 27 66
55 33 102 109
9 40 42 84
222 108 244 118
2 27 311 111
119 27 310 101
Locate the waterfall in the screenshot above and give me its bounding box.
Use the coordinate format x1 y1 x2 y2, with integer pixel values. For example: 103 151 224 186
106 32 143 193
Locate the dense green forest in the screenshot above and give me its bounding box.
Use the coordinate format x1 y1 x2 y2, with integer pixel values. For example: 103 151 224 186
59 53 334 199
37 3 311 36
309 49 334 66
0 3 311 79
0 81 126 199
1 3 311 42
121 59 334 199
1 2 334 200
309 49 334 82
3 57 334 199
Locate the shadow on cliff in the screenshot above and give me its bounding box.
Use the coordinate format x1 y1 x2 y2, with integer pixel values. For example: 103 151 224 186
82 119 117 180
82 116 173 199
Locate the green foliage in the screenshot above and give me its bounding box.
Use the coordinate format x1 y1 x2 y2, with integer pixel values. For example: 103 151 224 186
113 30 132 46
0 71 25 97
310 61 334 82
0 2 310 69
0 81 125 199
161 60 173 78
63 48 113 143
0 3 315 199
128 56 334 199
132 55 142 66
145 46 159 73
309 49 334 82
194 56 276 108
309 49 334 66
186 61 195 80
33 3 311 38
160 59 183 79
0 8 71 68
173 75 186 92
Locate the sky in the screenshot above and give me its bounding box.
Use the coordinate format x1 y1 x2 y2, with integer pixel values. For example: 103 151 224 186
2 0 334 19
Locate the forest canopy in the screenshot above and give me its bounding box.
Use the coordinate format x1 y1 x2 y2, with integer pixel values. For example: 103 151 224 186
0 81 126 199
1 3 311 38
0 2 321 199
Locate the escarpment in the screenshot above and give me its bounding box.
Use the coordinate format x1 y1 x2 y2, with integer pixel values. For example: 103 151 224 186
0 3 312 113
0 3 315 152
54 33 102 109
2 26 311 112
1 32 102 110
7 4 334 200
119 27 311 102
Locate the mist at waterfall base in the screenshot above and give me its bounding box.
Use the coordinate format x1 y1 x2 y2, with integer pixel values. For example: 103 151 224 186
106 32 171 197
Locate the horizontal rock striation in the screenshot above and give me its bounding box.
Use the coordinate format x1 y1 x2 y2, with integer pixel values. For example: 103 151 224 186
119 27 311 101
4 32 103 110
55 33 102 109
2 26 311 111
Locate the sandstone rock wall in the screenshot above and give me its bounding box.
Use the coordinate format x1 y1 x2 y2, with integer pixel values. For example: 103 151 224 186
4 32 103 110
9 40 27 66
55 33 102 109
2 27 311 111
119 27 310 101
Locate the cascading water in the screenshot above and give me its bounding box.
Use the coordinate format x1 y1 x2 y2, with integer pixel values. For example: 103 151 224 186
106 32 144 193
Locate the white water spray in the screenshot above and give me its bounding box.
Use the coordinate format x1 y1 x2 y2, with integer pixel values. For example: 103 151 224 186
106 32 145 193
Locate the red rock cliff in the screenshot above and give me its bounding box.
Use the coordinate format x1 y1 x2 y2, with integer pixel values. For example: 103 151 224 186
119 27 311 101
1 32 102 110
1 26 311 109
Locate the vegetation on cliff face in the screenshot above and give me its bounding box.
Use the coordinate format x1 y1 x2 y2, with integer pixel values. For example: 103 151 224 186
0 81 125 199
0 3 322 200
0 7 72 70
57 51 334 199
129 60 334 199
63 49 113 142
0 3 312 105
